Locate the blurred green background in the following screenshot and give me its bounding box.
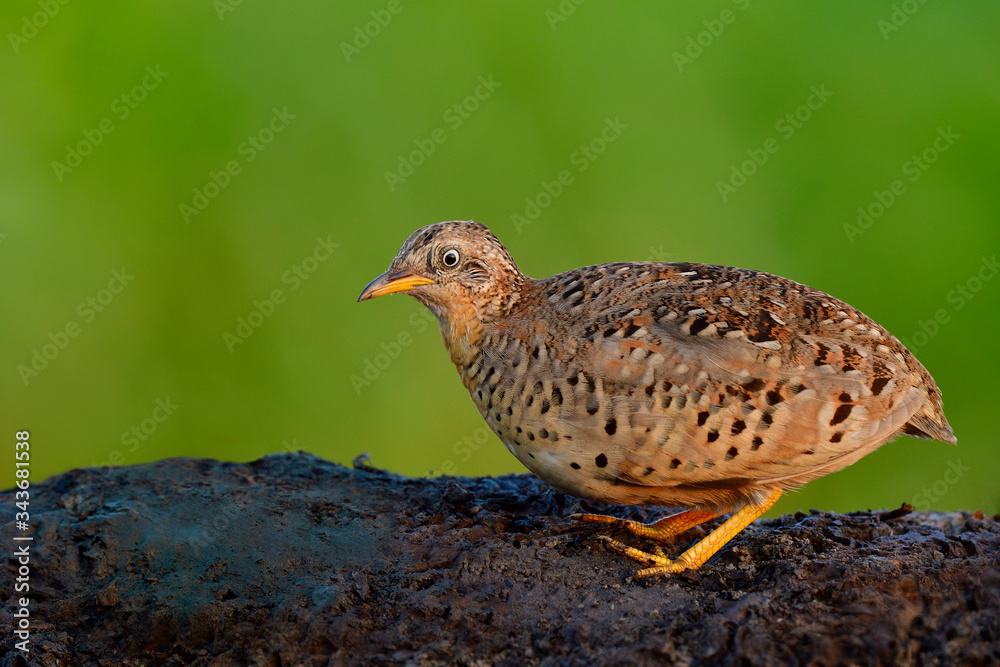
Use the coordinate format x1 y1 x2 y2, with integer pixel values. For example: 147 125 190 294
3 2 998 516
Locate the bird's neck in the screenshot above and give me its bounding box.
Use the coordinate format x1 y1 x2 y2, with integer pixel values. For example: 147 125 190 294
434 282 528 367
437 298 490 367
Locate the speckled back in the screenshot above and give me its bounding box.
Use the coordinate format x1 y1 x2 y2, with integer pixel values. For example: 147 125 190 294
459 261 953 509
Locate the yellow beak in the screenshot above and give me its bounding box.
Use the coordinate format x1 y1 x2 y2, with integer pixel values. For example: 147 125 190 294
357 270 435 302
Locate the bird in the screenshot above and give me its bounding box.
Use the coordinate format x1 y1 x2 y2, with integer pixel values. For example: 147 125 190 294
357 220 956 578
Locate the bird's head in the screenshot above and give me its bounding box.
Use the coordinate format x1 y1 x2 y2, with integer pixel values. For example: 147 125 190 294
358 220 525 326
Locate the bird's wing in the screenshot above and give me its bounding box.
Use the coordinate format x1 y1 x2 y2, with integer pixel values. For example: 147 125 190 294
502 262 930 505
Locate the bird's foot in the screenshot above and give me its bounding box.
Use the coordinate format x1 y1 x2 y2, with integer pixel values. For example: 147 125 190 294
598 536 691 577
587 488 784 579
571 507 722 542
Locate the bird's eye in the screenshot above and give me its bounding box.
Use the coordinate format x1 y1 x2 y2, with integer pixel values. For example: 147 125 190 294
442 249 460 268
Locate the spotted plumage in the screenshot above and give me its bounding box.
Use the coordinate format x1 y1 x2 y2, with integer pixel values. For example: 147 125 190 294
359 220 956 577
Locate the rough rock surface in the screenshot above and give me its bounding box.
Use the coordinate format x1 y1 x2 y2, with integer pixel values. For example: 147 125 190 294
1 452 998 666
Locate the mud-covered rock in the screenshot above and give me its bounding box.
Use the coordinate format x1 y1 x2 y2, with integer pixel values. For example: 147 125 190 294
1 452 998 666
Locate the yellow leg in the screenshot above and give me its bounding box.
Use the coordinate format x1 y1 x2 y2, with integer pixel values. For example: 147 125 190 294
572 507 723 542
600 488 782 578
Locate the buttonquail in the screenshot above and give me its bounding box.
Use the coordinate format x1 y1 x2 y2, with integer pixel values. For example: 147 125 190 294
358 221 955 577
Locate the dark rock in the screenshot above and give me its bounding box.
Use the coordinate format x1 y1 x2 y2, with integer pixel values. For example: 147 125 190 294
2 452 998 666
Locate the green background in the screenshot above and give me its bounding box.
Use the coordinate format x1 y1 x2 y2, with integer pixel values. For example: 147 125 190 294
3 2 998 516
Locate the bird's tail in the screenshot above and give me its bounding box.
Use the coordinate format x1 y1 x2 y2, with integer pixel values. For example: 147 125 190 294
902 399 957 444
